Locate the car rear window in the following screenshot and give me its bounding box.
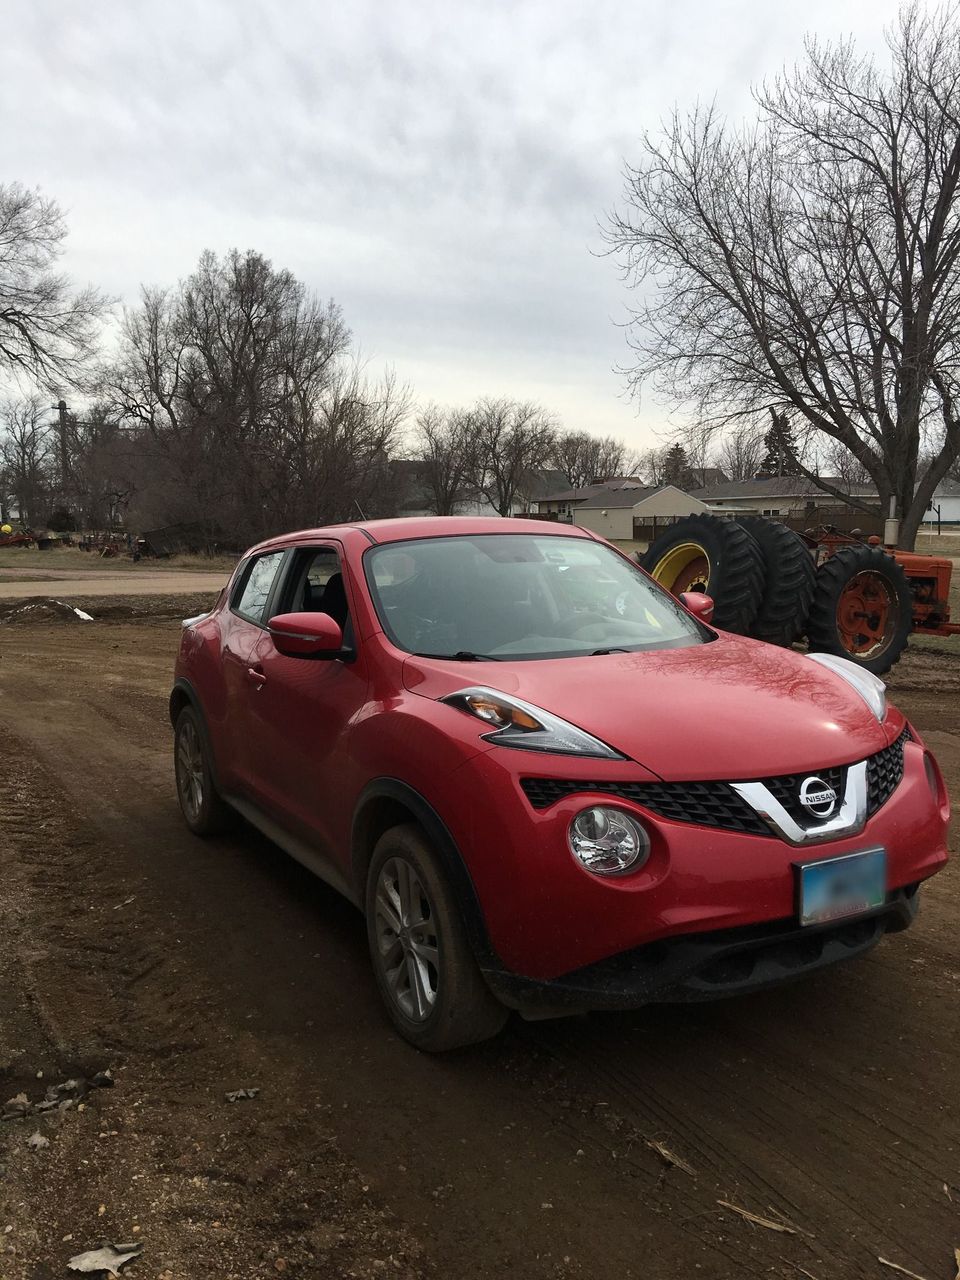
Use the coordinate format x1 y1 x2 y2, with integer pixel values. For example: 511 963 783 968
231 551 286 624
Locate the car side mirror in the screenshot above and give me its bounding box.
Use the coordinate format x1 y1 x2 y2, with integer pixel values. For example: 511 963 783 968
268 612 345 659
678 591 715 624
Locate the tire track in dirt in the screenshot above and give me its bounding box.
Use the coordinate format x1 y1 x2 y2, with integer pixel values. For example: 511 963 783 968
0 745 435 1280
0 621 957 1280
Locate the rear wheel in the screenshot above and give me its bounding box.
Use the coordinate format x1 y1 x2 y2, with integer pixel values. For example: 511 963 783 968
365 825 508 1052
639 514 766 634
736 516 817 647
806 545 912 674
174 705 232 835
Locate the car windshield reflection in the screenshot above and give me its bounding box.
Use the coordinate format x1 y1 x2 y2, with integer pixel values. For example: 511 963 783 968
365 534 708 660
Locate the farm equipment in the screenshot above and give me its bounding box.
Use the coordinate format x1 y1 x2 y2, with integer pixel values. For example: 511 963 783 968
0 530 35 549
639 513 960 674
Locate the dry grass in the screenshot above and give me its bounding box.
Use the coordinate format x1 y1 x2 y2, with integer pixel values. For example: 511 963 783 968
0 546 238 573
915 529 960 558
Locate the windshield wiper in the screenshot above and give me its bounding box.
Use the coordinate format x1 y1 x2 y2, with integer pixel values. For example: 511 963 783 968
590 647 630 656
414 649 503 662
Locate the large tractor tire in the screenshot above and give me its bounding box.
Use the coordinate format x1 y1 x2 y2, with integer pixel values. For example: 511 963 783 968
806 545 912 675
736 516 817 647
640 514 765 634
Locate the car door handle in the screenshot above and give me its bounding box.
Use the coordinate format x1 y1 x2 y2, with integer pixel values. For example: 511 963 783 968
246 665 267 689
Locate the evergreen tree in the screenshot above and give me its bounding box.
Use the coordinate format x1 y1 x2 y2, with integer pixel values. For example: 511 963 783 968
662 442 690 486
758 412 803 477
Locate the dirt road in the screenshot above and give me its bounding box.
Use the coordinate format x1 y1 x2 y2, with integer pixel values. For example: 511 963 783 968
0 566 229 599
0 617 957 1279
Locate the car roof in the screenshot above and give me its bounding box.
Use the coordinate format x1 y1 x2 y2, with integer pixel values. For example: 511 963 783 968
249 516 597 555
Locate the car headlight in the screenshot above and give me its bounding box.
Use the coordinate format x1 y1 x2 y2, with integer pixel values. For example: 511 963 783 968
441 686 623 759
569 806 650 876
806 653 886 722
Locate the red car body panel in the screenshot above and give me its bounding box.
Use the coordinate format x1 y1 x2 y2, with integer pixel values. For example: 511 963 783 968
174 517 950 994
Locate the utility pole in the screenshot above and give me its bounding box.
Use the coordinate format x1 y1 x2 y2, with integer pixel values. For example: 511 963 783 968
52 399 70 491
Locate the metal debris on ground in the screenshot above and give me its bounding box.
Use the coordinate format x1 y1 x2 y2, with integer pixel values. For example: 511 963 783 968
26 1131 49 1150
225 1088 260 1102
716 1200 798 1234
2 1072 115 1122
2 1093 31 1120
66 1242 143 1275
646 1138 695 1176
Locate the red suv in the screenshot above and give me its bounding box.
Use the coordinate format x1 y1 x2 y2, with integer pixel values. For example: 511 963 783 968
171 518 950 1050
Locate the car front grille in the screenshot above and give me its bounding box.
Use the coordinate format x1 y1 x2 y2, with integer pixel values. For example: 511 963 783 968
764 765 846 826
866 726 911 816
519 777 771 835
520 727 912 835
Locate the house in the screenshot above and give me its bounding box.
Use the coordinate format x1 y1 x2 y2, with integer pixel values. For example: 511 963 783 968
535 477 645 521
923 479 960 526
535 478 708 540
573 484 709 541
690 476 877 517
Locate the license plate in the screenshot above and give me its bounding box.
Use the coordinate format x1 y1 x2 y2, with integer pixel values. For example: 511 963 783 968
797 848 886 927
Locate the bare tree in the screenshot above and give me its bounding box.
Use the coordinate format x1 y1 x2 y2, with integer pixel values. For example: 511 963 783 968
636 445 670 486
0 184 109 389
550 430 630 488
713 422 765 482
0 394 54 526
414 405 475 515
465 398 555 515
108 249 407 541
606 6 960 548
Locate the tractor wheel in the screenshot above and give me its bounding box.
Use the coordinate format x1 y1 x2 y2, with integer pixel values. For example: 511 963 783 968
639 514 765 634
806 545 912 675
736 516 817 647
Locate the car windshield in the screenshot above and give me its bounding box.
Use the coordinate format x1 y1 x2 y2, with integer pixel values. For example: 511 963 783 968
364 534 708 660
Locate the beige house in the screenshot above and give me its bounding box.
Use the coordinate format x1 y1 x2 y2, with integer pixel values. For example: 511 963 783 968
572 485 709 541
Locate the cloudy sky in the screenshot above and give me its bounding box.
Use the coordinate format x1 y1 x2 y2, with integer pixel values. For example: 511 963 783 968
2 0 901 448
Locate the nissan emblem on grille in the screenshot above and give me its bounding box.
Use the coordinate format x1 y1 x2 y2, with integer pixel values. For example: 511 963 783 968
799 776 838 819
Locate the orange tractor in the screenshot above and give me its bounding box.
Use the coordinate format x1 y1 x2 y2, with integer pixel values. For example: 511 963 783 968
639 514 959 675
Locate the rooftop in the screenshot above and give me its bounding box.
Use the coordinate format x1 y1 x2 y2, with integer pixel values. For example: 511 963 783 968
691 476 877 500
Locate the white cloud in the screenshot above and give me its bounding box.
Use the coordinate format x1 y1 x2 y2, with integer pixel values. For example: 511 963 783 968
1 0 900 443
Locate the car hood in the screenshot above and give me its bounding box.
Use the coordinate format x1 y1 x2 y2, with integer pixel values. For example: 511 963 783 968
401 633 896 781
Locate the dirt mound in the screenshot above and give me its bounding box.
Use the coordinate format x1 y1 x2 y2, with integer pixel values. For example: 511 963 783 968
0 596 94 624
0 593 216 625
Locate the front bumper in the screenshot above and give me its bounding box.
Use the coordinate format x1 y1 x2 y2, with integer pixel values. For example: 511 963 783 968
484 884 920 1014
450 732 948 979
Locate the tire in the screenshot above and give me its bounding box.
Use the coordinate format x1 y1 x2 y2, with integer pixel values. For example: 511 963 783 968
174 705 232 836
639 514 766 634
806 545 912 675
365 824 508 1052
736 516 817 647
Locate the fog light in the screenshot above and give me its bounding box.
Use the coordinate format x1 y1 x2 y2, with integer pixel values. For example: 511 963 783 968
568 806 650 876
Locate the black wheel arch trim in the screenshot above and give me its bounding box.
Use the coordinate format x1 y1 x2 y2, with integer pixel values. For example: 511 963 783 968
351 777 502 971
169 678 224 792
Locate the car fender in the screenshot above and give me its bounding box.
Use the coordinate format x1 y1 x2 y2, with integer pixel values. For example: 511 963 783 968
169 676 225 792
350 777 501 971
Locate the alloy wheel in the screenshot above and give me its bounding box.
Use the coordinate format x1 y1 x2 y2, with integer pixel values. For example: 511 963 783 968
176 718 205 823
373 856 440 1022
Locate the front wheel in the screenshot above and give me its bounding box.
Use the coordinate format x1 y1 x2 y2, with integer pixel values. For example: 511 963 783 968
806 545 912 674
365 825 508 1052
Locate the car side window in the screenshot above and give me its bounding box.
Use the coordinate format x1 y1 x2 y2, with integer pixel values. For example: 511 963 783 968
282 547 349 625
231 551 286 625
